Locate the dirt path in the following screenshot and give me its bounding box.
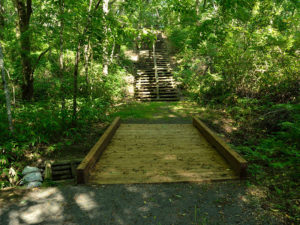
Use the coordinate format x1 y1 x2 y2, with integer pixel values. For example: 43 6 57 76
0 182 281 225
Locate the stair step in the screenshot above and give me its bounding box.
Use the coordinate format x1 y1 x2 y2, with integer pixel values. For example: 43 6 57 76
136 89 177 93
136 78 174 80
137 75 173 78
137 74 172 76
136 84 175 86
136 86 175 88
136 89 177 92
136 83 175 85
138 71 172 73
136 85 175 88
137 98 179 102
136 92 177 94
136 81 174 84
135 43 178 102
135 86 176 89
136 77 174 80
137 72 172 74
136 80 174 83
136 94 178 98
136 77 174 79
136 79 174 81
136 82 175 84
139 64 169 66
135 88 176 91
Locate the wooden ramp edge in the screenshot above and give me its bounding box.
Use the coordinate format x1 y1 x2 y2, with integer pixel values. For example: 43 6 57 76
193 117 247 178
77 117 121 184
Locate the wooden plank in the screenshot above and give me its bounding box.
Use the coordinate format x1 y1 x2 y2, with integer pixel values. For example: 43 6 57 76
117 124 193 129
52 170 70 175
116 130 199 134
51 158 82 166
192 117 247 177
70 162 77 180
88 123 239 184
95 156 230 168
76 117 121 184
52 165 71 170
90 171 238 184
109 139 210 147
99 152 222 157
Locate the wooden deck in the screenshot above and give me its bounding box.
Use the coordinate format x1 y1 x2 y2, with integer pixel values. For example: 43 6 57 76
88 124 239 184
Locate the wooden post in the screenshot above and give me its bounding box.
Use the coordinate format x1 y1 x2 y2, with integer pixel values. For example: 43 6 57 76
44 161 52 180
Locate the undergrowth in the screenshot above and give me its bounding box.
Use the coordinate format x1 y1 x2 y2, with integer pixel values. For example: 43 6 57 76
0 98 112 188
194 98 300 223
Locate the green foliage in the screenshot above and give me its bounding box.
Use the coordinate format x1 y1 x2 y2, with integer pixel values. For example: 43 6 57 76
166 0 299 222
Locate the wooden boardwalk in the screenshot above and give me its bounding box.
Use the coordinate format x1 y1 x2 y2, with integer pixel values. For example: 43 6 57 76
88 124 239 184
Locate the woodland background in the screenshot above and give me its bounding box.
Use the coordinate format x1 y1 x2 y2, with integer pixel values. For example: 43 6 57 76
0 0 299 222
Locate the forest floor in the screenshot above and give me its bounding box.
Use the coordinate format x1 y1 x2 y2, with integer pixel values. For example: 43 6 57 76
0 100 287 224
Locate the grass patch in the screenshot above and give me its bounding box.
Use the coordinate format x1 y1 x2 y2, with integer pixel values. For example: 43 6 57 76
109 100 205 120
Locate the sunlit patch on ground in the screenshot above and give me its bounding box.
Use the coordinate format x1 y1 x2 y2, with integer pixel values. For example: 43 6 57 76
74 193 98 211
246 185 268 199
110 100 207 121
0 183 283 225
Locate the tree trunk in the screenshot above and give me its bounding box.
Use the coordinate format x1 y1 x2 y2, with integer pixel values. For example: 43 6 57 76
0 0 4 40
15 0 33 101
84 43 90 94
5 69 16 105
84 0 93 94
110 32 115 63
72 42 81 125
196 0 200 16
0 43 13 133
102 0 109 76
59 0 66 123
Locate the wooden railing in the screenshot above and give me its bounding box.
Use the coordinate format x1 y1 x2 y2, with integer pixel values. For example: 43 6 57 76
152 41 159 99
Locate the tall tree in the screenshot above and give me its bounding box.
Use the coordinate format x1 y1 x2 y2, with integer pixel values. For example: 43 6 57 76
0 44 13 133
72 0 102 125
59 0 66 122
84 0 93 94
0 1 13 132
0 0 4 40
14 0 33 101
102 0 109 76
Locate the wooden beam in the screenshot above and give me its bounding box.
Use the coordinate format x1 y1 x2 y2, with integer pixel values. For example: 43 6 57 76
192 117 247 178
77 117 121 184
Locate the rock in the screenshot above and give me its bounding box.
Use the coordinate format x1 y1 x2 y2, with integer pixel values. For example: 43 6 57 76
26 181 42 188
22 166 40 175
23 172 43 183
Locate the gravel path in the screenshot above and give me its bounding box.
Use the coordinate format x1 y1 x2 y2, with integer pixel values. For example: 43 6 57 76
0 182 281 225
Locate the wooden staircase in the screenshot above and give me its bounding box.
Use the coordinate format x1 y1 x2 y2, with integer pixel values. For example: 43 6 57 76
135 37 179 101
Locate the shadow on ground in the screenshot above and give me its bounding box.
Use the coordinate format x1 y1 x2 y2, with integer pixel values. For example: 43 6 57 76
0 182 281 225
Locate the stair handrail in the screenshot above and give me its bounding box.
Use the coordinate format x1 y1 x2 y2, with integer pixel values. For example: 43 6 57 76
152 40 159 99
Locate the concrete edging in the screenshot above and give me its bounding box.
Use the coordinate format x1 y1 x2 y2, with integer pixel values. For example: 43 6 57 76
77 117 121 184
193 117 247 178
